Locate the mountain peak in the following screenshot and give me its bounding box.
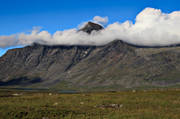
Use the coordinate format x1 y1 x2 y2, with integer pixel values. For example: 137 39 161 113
80 22 104 34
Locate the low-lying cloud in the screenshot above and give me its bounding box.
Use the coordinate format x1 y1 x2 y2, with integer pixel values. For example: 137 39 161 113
0 7 180 48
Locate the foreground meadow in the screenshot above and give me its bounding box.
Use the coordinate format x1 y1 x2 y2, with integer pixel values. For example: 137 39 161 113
0 89 180 119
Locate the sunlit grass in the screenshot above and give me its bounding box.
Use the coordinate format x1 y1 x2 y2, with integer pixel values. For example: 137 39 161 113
0 89 180 119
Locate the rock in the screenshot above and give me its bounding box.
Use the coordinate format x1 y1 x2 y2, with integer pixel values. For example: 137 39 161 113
132 90 136 93
53 102 58 106
79 22 104 33
97 104 123 109
12 93 22 96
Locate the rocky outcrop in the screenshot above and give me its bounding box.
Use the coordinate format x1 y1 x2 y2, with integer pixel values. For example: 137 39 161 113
79 22 103 33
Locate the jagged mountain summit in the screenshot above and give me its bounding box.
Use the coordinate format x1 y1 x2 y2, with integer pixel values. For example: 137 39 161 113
79 21 104 33
1 22 180 91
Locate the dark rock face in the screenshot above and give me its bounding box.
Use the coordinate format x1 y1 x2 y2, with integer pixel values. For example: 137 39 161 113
1 39 180 90
0 77 42 86
79 22 104 33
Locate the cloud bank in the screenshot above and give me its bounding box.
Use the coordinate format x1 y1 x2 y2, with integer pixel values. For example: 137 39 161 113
0 7 180 48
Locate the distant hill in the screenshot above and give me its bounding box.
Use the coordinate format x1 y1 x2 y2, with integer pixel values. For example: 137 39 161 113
1 22 180 91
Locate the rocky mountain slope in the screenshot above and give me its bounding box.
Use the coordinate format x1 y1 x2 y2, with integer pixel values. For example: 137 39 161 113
1 22 180 91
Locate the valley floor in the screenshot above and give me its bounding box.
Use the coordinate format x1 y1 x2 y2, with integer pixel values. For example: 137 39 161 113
0 88 180 119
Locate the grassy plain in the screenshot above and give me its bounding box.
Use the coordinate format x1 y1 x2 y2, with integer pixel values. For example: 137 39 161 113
0 88 180 119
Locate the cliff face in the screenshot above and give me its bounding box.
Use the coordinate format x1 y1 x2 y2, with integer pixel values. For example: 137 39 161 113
1 22 180 90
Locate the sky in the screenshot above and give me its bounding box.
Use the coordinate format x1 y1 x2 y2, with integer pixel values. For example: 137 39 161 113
0 0 180 56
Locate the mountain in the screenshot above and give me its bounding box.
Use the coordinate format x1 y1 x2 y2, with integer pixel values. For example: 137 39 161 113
79 21 103 33
1 22 180 91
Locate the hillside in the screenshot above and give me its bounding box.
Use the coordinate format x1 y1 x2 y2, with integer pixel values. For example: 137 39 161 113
1 22 180 91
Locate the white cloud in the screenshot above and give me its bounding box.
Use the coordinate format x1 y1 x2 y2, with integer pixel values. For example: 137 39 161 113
78 16 108 29
0 7 180 48
0 35 18 48
93 16 109 25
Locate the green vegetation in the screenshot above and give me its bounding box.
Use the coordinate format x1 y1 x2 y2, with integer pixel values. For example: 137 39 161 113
0 89 180 119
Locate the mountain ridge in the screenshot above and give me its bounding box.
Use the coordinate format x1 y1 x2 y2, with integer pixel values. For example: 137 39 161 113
1 22 180 91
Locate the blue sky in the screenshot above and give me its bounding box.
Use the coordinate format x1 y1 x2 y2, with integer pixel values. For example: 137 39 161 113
0 0 180 56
